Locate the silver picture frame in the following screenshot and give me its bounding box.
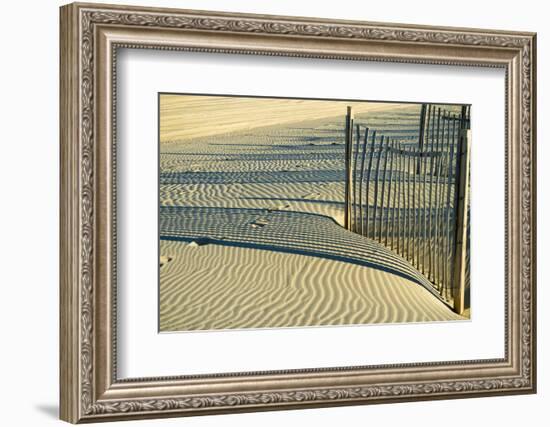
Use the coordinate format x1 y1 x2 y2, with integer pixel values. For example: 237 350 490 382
60 2 536 423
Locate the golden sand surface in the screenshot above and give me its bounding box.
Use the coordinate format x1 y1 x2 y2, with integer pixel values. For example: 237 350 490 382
160 95 409 142
160 240 462 331
158 99 466 332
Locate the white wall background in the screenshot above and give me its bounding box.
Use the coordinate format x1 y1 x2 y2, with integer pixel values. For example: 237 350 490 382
0 0 545 425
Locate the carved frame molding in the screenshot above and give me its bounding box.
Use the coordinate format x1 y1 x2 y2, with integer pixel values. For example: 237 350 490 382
60 2 536 423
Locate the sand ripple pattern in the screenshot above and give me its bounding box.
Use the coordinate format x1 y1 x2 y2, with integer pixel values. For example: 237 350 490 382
160 239 462 331
160 206 439 296
159 104 464 331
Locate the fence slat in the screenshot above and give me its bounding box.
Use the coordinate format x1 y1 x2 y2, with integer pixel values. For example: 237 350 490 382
406 145 413 259
379 137 390 242
344 107 354 230
428 107 439 283
385 140 395 247
353 124 362 231
364 130 377 238
437 111 450 291
396 145 403 256
442 116 452 298
433 109 444 288
357 127 369 236
421 105 432 275
389 141 398 249
372 135 384 240
443 116 458 299
412 146 418 266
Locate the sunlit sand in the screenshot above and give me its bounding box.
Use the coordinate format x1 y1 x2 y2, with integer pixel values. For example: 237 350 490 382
159 96 465 332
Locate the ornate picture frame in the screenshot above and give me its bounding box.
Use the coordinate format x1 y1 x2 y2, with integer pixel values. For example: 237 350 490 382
60 2 536 423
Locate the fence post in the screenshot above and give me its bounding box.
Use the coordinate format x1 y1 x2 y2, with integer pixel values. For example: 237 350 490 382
417 103 428 174
344 106 354 230
452 127 471 314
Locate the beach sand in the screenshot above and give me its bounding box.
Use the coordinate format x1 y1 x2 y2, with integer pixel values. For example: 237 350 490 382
160 240 462 331
159 97 466 332
160 95 410 142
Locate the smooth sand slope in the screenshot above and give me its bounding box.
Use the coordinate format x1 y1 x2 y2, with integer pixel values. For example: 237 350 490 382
159 100 465 332
160 95 408 142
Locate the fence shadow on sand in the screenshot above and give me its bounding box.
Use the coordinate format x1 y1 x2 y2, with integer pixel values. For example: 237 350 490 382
160 206 445 301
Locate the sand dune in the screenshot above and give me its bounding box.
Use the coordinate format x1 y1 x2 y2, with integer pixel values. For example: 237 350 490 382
159 206 439 294
160 240 461 332
159 101 466 332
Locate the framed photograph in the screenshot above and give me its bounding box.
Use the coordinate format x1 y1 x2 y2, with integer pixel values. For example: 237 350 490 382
60 2 537 423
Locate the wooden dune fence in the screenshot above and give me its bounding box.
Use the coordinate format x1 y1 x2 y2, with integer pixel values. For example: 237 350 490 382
343 104 471 313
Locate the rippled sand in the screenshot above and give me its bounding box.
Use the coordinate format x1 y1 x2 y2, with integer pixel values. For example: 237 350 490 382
159 99 465 332
160 240 462 331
